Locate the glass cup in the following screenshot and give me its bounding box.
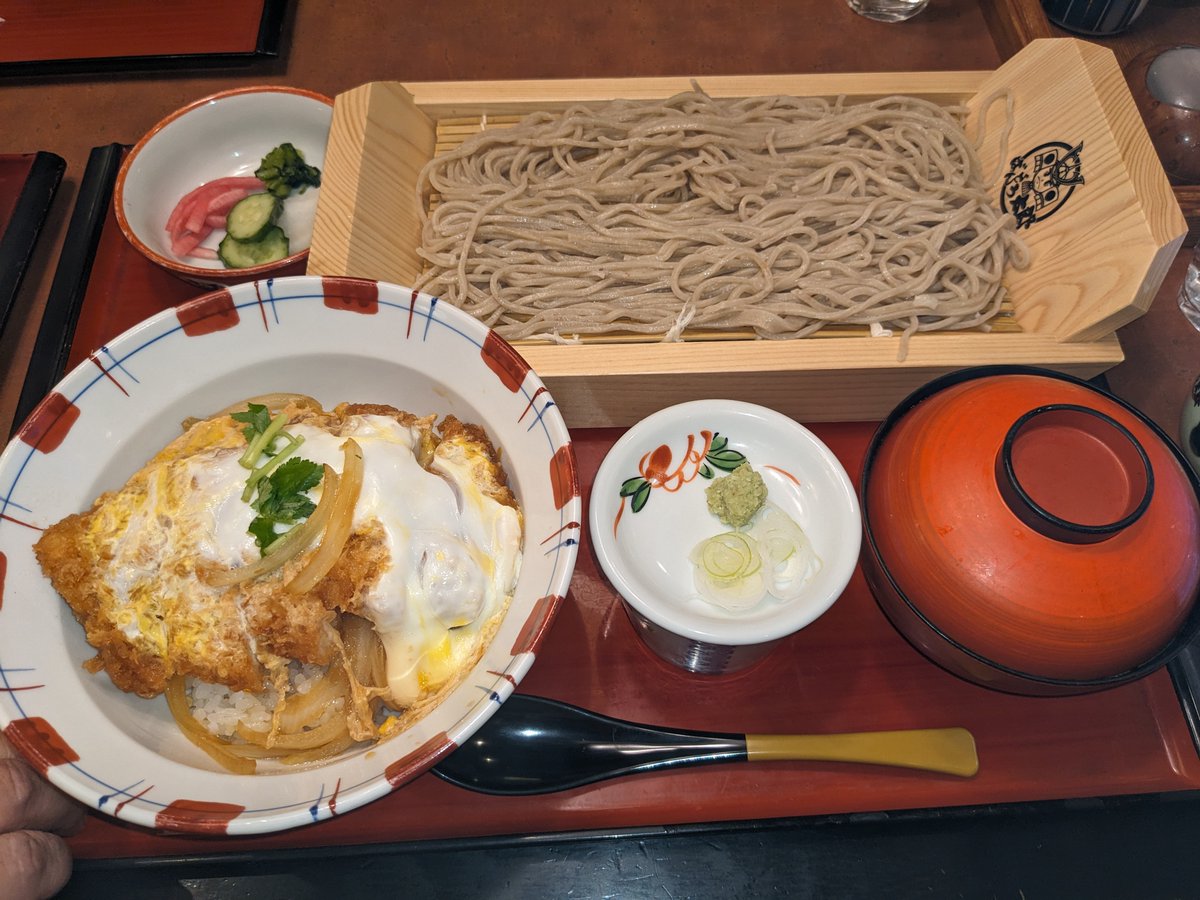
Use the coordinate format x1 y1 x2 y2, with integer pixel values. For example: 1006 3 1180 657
846 0 930 23
1181 373 1200 478
1042 0 1149 35
1137 45 1200 184
1180 243 1200 332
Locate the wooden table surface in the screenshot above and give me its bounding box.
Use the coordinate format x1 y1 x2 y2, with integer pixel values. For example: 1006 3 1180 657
2 0 1198 440
1 0 1015 439
3 1 1200 895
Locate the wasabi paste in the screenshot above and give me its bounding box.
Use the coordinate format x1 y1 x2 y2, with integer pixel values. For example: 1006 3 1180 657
705 462 767 528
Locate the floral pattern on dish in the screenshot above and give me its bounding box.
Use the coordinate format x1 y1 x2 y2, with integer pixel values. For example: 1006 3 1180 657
615 432 746 524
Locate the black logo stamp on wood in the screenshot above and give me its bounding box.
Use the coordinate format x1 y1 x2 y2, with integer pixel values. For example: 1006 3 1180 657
1000 141 1084 230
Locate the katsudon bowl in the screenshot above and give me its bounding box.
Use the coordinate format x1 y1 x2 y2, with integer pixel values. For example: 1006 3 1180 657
0 276 580 835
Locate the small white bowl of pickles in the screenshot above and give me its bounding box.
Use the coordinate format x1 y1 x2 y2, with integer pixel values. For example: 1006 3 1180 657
589 400 862 674
115 85 332 287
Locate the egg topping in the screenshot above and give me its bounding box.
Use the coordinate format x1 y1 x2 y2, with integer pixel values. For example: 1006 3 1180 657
34 403 523 717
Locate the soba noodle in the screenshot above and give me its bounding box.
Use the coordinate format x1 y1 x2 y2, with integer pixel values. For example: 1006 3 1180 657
414 88 1029 346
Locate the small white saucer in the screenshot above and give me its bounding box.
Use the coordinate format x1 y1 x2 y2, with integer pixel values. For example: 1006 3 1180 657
589 400 861 668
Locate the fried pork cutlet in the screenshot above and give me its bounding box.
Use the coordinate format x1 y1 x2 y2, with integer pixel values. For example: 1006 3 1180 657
34 400 522 713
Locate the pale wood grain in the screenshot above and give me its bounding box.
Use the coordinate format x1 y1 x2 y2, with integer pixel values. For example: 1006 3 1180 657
398 71 990 116
517 331 1123 427
308 82 435 287
308 43 1177 426
966 38 1186 343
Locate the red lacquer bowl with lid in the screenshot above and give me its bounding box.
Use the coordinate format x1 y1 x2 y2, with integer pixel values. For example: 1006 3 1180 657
860 366 1200 696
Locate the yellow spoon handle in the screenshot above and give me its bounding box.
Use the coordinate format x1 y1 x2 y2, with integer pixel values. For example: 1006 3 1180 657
745 728 979 777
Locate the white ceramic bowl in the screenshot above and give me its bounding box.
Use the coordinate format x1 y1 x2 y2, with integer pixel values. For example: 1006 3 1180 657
589 400 860 673
0 276 580 834
115 85 332 286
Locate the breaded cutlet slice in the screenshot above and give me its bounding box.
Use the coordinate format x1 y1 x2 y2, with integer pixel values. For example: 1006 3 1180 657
32 400 505 703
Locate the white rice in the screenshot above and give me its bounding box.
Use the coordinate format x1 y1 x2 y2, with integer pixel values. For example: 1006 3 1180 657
188 661 326 737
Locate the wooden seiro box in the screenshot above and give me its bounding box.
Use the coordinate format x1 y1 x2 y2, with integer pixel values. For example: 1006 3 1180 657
308 38 1186 427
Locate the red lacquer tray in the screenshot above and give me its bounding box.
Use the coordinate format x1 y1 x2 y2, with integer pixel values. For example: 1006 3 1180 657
21 147 1200 862
0 0 285 75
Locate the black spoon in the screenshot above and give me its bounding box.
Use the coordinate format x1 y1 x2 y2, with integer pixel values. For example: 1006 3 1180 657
432 694 978 795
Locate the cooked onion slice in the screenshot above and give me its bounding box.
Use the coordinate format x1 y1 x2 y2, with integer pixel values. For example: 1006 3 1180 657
235 713 350 751
329 622 385 735
274 665 348 734
281 733 356 766
219 731 356 765
213 393 322 418
341 613 386 689
184 394 323 431
165 678 256 775
287 438 363 595
207 465 338 587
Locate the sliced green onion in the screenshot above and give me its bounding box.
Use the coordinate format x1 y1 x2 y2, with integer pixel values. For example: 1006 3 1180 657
700 532 760 580
239 412 289 468
241 434 305 502
746 504 821 602
690 531 768 611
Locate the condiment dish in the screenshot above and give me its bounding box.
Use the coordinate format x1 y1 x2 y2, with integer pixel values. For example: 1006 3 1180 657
115 85 332 287
589 400 860 674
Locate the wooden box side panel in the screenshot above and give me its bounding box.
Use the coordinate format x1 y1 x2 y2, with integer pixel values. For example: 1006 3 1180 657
522 332 1124 427
308 81 436 286
400 71 987 116
305 64 1135 429
312 51 1180 348
966 38 1186 344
